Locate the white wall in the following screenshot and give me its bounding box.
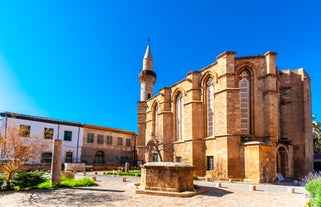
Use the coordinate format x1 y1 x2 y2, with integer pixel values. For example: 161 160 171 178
1 117 83 164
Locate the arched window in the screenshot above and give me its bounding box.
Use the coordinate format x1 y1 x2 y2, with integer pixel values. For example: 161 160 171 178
239 70 251 134
152 104 158 137
176 93 184 140
95 151 105 163
207 78 214 136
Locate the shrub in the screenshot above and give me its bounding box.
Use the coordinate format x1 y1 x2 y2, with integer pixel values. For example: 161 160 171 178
306 178 321 207
300 171 321 186
13 171 46 190
0 174 4 189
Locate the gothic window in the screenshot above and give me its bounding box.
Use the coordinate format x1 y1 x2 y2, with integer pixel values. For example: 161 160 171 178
239 70 251 134
207 78 214 136
207 156 214 170
176 93 184 140
152 104 158 137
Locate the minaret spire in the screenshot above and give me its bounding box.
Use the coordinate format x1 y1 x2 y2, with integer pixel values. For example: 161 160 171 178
139 40 157 101
143 39 153 70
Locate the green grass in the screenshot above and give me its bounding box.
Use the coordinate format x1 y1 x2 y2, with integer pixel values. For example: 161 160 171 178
37 177 97 190
105 170 141 177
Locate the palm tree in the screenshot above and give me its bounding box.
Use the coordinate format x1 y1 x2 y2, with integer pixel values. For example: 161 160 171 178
313 121 321 153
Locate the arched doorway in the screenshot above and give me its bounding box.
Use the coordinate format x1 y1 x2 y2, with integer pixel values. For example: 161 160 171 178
95 150 105 163
277 146 289 178
146 139 162 162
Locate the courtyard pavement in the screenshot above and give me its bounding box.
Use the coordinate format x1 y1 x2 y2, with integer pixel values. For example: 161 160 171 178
0 172 308 207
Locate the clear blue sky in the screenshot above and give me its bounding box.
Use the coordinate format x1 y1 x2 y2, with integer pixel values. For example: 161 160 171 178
0 0 320 132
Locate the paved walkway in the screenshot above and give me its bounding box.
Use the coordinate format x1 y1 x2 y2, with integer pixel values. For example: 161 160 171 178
0 173 308 207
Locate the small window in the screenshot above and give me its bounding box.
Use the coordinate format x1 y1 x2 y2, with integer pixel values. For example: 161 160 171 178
106 136 113 145
41 152 52 163
65 152 73 163
207 156 214 170
153 153 158 162
147 93 151 99
97 134 104 144
64 131 72 141
19 125 30 137
44 128 54 139
117 137 123 146
126 138 131 146
87 133 94 143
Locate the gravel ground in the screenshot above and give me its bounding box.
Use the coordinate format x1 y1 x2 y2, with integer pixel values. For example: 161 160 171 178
0 173 308 207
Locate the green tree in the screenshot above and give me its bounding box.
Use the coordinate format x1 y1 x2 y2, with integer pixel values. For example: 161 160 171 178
313 121 321 154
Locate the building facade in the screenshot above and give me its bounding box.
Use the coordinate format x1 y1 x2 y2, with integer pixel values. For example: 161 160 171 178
0 112 83 164
81 124 136 164
0 112 136 166
137 44 313 182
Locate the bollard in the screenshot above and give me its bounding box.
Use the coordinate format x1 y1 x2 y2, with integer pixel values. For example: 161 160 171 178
287 187 295 193
122 177 126 182
92 176 96 181
216 182 222 188
249 185 256 191
228 178 232 182
83 171 86 176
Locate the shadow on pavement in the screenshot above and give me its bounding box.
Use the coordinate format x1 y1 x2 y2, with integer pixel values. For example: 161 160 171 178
200 186 233 197
72 187 125 192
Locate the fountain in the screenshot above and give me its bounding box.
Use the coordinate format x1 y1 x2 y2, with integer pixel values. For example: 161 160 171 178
133 162 208 197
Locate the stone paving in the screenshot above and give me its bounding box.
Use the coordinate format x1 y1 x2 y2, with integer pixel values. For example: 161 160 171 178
0 173 308 207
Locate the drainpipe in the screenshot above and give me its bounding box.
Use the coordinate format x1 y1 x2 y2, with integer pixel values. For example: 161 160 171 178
76 126 81 163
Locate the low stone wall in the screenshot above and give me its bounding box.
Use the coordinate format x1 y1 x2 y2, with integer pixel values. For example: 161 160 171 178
65 163 85 172
0 164 51 172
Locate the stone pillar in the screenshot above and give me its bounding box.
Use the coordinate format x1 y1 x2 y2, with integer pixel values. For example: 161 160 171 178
125 162 129 172
137 101 147 163
51 139 62 186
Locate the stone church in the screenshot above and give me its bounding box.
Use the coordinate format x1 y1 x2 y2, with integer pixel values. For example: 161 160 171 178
137 43 313 183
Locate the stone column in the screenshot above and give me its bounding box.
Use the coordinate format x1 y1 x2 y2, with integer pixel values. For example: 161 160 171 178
51 139 62 186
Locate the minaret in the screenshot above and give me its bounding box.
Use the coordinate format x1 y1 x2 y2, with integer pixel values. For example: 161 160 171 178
139 41 156 101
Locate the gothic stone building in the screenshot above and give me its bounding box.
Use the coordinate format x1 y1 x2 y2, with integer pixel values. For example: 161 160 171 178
137 43 313 183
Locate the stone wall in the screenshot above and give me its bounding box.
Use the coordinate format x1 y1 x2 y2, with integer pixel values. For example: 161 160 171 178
137 50 313 182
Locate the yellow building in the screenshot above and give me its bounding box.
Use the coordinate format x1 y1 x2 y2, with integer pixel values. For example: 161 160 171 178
81 124 136 165
137 43 313 182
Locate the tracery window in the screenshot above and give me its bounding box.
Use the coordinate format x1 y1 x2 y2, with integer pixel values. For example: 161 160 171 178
207 78 214 136
152 104 158 137
176 93 184 140
239 70 251 134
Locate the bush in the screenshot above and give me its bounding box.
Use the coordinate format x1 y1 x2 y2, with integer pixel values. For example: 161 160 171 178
13 171 46 190
306 178 321 207
300 171 321 186
0 174 4 189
